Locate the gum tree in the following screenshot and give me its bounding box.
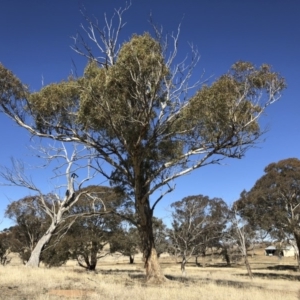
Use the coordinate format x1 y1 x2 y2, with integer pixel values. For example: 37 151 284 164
0 6 285 282
236 158 300 270
168 195 228 274
0 144 116 267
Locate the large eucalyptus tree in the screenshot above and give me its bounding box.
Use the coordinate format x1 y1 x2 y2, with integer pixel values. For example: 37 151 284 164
236 158 300 270
0 5 285 281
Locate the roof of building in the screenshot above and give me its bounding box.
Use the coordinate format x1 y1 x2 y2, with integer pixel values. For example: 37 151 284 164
265 246 276 250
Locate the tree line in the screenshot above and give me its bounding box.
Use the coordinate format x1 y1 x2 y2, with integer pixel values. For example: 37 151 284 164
1 157 300 279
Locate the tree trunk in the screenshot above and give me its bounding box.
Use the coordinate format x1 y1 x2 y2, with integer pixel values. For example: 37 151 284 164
244 255 253 279
222 246 231 266
87 264 96 271
26 210 65 267
202 250 206 268
195 255 200 267
129 255 134 264
293 230 300 271
136 192 165 282
26 232 52 267
225 252 231 266
181 255 187 276
89 241 98 271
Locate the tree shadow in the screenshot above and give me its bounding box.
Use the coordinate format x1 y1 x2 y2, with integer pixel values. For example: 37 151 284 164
267 265 298 272
237 272 300 281
196 263 234 268
100 269 143 275
165 275 255 288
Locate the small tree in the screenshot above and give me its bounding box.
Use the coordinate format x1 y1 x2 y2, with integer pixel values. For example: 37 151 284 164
169 195 227 275
152 218 168 258
65 187 124 271
0 4 285 281
110 226 140 264
5 195 51 263
227 206 254 278
0 230 12 266
110 217 168 264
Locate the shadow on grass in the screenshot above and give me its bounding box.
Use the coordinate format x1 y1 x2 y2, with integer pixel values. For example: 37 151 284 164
193 263 234 268
101 269 144 275
165 275 256 288
238 272 300 281
267 265 298 271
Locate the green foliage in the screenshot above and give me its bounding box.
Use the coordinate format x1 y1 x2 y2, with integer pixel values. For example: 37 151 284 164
236 158 300 238
109 226 140 262
0 64 28 104
169 195 228 258
174 61 285 153
5 195 52 262
41 239 71 267
29 80 79 134
42 186 126 269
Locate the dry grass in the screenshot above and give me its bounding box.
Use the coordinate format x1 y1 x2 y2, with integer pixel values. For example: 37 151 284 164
0 251 299 300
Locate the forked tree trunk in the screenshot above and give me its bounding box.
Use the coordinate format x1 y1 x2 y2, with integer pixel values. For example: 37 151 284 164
77 243 98 271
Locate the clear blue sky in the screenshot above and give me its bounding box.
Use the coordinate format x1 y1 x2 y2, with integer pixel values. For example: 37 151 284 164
0 0 299 229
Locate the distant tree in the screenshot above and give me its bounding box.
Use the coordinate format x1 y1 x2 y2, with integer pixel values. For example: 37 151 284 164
110 217 168 264
152 218 168 258
0 230 12 266
110 226 140 264
168 195 228 275
5 195 51 263
236 158 300 270
0 4 285 281
226 206 254 278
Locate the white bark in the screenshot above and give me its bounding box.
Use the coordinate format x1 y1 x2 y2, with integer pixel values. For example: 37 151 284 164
1 143 104 267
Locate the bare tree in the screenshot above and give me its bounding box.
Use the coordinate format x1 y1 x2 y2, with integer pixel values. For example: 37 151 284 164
227 206 254 278
168 195 227 275
0 143 110 267
0 4 285 281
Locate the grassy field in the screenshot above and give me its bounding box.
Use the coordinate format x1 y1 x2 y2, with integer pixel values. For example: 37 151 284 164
1 249 299 299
